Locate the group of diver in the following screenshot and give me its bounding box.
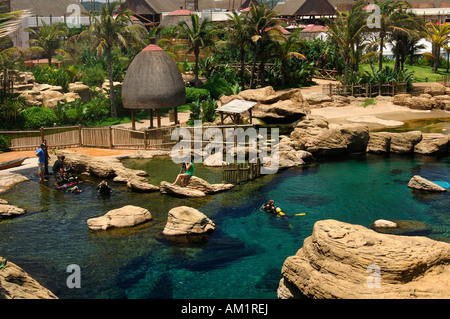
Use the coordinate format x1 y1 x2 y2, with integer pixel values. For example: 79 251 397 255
51 155 112 196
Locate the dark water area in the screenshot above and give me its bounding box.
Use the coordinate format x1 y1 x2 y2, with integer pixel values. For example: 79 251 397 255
0 154 449 299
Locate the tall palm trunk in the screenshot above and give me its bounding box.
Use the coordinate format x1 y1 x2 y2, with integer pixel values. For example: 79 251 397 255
379 34 385 71
239 45 245 88
106 48 117 118
194 48 200 88
250 43 259 89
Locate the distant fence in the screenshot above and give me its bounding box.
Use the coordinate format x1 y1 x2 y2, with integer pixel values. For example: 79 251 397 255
322 82 407 97
0 124 259 152
315 68 338 80
222 160 261 185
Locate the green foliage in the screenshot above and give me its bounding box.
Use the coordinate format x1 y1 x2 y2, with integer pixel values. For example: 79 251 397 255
0 259 8 271
22 107 58 129
0 95 26 129
0 136 10 152
185 87 210 103
187 97 218 125
31 65 79 92
81 63 105 87
202 77 232 99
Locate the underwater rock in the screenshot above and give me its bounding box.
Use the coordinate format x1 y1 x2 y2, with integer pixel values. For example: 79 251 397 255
278 219 450 299
163 206 215 236
408 175 447 192
370 220 432 236
87 205 152 231
0 172 29 194
0 257 58 299
127 179 159 192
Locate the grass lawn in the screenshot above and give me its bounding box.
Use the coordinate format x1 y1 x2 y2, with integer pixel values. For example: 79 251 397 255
359 60 450 82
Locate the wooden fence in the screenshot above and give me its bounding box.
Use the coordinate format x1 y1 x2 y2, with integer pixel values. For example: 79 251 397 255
0 124 258 151
222 159 261 185
322 82 407 97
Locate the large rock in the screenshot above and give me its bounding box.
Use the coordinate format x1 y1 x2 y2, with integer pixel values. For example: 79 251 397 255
414 133 448 155
366 132 392 153
407 175 447 192
278 219 450 299
68 82 92 103
186 176 235 194
0 204 26 219
163 206 215 236
87 205 152 230
0 257 58 299
389 131 422 154
290 116 369 157
159 181 206 197
126 180 159 192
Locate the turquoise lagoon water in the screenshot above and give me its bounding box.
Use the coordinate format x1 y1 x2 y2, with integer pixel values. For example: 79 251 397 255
0 155 449 299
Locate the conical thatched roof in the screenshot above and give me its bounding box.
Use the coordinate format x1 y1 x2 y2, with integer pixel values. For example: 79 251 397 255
122 44 186 110
160 9 193 28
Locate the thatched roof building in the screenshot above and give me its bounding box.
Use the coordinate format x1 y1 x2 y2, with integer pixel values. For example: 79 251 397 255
122 44 186 129
10 0 87 16
274 0 336 19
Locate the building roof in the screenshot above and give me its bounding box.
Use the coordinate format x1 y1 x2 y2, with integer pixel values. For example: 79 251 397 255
217 99 257 114
10 0 86 16
274 0 336 17
301 25 328 32
168 9 193 15
123 0 257 14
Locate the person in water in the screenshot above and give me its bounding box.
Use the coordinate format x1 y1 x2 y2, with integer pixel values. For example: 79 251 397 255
262 200 286 217
35 144 48 182
52 155 66 186
97 180 112 195
171 161 194 187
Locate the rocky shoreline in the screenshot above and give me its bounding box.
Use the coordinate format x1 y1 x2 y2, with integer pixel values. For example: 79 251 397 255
1 86 449 299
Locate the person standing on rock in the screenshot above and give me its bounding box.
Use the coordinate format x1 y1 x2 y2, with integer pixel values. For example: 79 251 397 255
171 161 194 187
35 144 48 182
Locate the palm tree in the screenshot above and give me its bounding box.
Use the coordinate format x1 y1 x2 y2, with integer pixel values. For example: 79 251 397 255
80 1 146 117
372 0 420 71
0 2 29 39
424 22 450 73
246 3 281 88
24 21 69 66
226 11 250 88
273 32 306 86
326 0 367 87
176 14 218 88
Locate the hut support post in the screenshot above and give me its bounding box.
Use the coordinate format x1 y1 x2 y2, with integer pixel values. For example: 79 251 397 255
149 109 154 129
157 108 161 128
174 106 178 125
131 109 135 131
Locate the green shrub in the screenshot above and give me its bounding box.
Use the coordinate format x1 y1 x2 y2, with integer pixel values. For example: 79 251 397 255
22 107 58 129
185 87 210 104
0 136 10 152
0 95 26 129
81 64 105 87
202 77 232 100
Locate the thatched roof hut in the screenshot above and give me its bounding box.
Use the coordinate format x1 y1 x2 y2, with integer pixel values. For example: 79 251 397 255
160 9 193 28
122 44 186 129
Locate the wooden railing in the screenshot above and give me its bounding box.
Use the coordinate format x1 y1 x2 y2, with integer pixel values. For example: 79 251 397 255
222 159 261 185
322 82 408 97
0 124 258 151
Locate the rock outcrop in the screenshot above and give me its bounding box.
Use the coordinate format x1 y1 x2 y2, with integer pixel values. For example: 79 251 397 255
159 181 206 198
217 86 311 124
414 133 449 155
407 175 447 192
290 115 370 157
0 257 58 299
56 150 157 191
278 219 450 299
163 206 215 236
87 205 152 230
0 172 28 194
0 204 26 219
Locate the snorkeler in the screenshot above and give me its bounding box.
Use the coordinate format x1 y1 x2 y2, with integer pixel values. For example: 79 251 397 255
261 200 285 216
97 180 112 195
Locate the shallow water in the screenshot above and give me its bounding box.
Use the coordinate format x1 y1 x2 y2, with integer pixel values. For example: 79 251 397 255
377 117 450 135
0 155 449 299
